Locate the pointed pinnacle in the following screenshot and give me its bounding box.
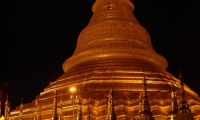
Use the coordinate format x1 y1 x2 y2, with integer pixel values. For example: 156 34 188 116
143 77 147 98
171 80 175 93
107 89 116 120
5 94 9 105
169 80 178 114
179 67 184 85
76 101 83 120
20 97 23 108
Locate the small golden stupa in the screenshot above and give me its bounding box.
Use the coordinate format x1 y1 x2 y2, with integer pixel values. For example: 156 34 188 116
7 0 200 120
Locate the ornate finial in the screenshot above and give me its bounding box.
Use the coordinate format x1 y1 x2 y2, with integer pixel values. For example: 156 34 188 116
59 93 63 115
52 89 58 120
20 97 23 106
106 89 116 120
169 80 178 115
143 77 147 98
58 93 63 120
76 89 83 120
88 104 91 120
137 77 154 120
5 94 10 120
140 77 150 112
35 96 39 111
60 93 63 105
5 94 9 104
20 97 23 113
179 68 185 95
76 90 83 120
179 67 183 82
34 96 41 120
176 69 195 119
178 69 190 114
19 97 23 119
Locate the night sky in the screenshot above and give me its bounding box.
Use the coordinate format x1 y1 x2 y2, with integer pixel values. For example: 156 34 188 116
1 0 200 110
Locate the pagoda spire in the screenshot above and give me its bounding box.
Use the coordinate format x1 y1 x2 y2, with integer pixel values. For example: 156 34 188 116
178 68 190 113
87 97 91 120
168 80 178 120
58 93 63 120
52 90 58 120
76 90 83 120
137 77 154 120
88 104 91 120
176 68 194 120
4 94 10 120
34 96 41 120
35 96 39 110
106 89 116 120
19 98 23 119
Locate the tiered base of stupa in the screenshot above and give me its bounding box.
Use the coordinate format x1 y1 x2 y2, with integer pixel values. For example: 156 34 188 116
9 60 200 119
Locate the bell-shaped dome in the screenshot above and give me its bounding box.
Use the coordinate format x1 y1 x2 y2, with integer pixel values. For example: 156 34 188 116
62 0 168 72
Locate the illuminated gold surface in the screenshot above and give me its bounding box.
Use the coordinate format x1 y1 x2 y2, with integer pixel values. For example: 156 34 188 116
62 0 168 72
9 0 200 120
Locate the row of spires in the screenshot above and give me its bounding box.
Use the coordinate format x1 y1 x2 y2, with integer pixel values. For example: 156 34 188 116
107 71 194 120
3 71 194 120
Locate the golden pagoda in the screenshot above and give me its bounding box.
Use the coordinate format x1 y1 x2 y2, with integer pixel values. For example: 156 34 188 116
8 0 200 120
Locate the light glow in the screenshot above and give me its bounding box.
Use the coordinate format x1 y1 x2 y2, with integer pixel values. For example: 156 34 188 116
69 87 76 93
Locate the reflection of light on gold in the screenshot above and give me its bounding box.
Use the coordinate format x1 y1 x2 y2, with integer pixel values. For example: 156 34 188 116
70 87 76 93
0 116 5 120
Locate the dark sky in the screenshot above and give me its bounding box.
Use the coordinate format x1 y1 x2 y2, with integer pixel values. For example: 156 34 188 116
1 0 200 110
